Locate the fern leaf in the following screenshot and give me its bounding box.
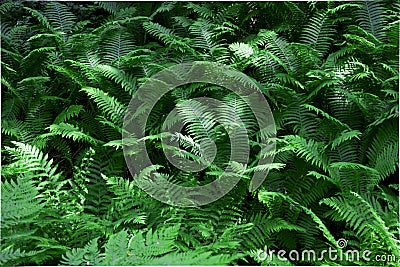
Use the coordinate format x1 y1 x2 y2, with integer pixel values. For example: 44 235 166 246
49 123 100 144
255 30 296 73
60 238 101 266
1 177 44 229
258 191 337 247
321 192 400 257
81 87 126 125
0 248 39 266
44 2 76 34
95 64 136 95
301 11 335 57
54 105 84 124
3 141 61 181
24 7 53 32
366 120 399 179
99 25 135 67
303 104 351 130
356 1 387 42
330 130 361 149
284 135 329 171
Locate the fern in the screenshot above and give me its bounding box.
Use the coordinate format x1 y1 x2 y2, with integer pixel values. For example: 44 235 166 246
81 87 126 125
284 135 330 171
24 7 53 32
242 213 305 250
366 120 399 179
189 19 229 61
329 129 361 149
255 30 297 74
258 191 338 248
1 1 398 265
103 175 147 229
99 25 135 67
283 97 319 137
49 123 100 144
44 2 76 34
3 141 62 182
1 177 43 229
300 10 335 57
94 64 136 95
53 105 84 124
356 1 388 42
321 192 400 257
0 248 39 266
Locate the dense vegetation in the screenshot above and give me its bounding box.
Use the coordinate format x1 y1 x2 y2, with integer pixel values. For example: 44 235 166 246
1 1 399 266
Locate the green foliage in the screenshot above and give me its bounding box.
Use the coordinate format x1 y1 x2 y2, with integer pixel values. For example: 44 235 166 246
1 1 398 266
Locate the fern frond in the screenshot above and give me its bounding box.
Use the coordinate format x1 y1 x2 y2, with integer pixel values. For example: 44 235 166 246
94 64 136 95
53 105 84 124
81 87 126 125
99 25 135 67
303 104 350 130
243 213 304 250
102 175 147 229
49 123 100 144
176 99 217 143
96 1 121 16
150 2 177 20
186 3 215 21
21 47 56 75
101 226 179 265
60 238 101 266
366 120 399 179
329 130 361 149
321 192 400 257
3 141 61 182
0 248 39 266
0 1 20 16
258 191 337 248
189 19 228 60
220 93 258 132
23 7 53 32
229 42 254 59
328 162 381 191
255 30 296 74
300 11 335 57
1 177 43 229
356 1 387 42
44 2 76 34
283 100 319 137
1 119 34 143
283 135 329 171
